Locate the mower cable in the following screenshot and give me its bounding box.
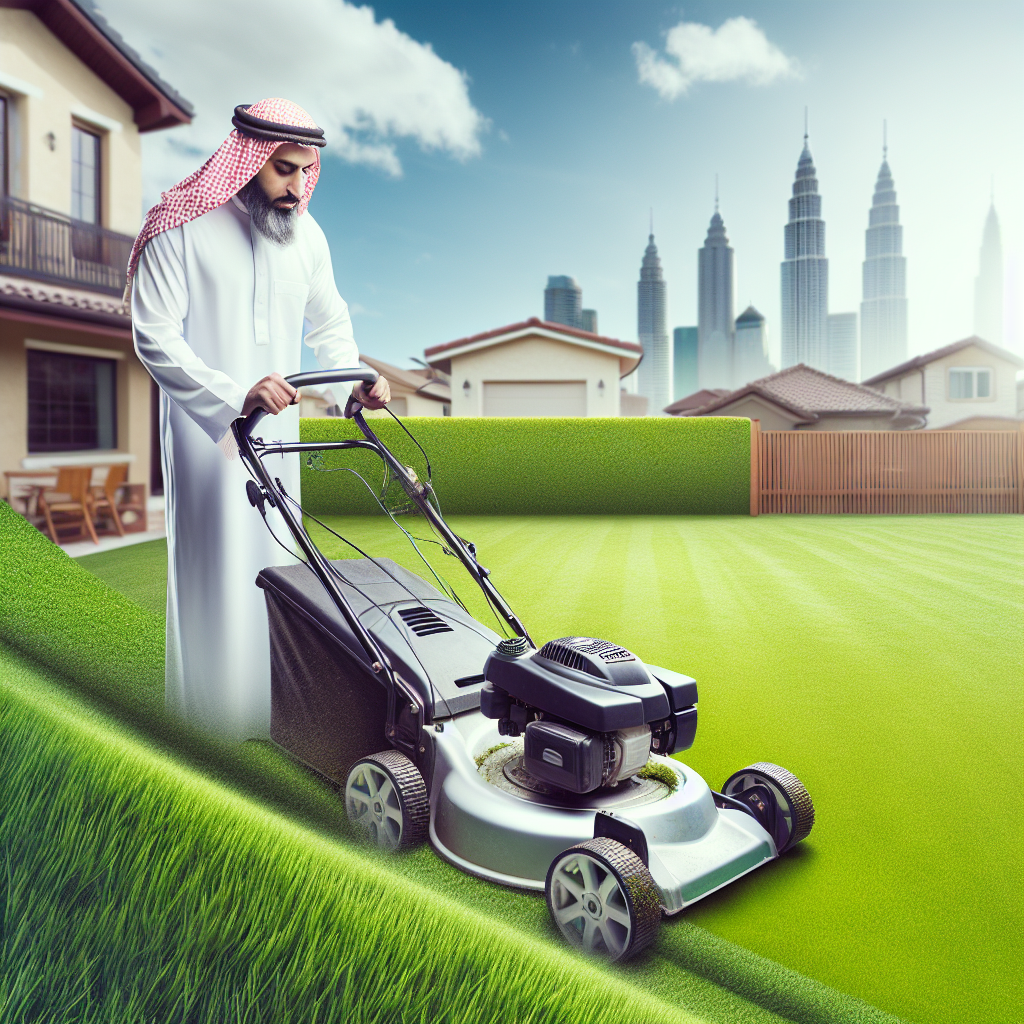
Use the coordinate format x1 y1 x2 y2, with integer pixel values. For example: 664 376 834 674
278 489 432 611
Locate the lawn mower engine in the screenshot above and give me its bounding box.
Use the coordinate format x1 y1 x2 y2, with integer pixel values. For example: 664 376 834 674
480 636 698 795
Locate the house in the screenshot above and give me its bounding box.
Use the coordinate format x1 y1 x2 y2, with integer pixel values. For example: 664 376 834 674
0 0 191 514
298 355 451 419
358 354 450 417
663 388 731 417
862 336 1024 430
424 317 642 417
670 363 928 430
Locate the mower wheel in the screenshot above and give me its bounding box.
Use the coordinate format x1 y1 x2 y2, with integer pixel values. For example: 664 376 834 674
344 750 429 851
545 838 661 962
722 762 814 853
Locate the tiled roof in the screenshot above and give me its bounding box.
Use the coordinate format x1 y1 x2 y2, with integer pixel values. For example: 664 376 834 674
359 353 450 401
663 388 731 415
0 273 130 327
424 317 642 358
861 335 1024 385
675 364 929 424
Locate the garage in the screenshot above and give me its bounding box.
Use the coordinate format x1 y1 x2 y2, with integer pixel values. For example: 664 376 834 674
482 381 587 417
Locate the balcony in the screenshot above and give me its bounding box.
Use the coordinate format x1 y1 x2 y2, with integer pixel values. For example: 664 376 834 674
0 195 133 297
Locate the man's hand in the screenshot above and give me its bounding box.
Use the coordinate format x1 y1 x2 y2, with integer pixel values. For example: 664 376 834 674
353 376 391 410
242 372 298 417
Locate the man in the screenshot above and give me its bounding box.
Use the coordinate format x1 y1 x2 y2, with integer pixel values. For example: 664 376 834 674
129 98 389 740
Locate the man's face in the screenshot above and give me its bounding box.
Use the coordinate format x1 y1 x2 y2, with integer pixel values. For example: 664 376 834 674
252 143 318 209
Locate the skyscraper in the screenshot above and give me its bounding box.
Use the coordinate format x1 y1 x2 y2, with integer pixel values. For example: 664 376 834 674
581 309 598 334
827 312 858 381
673 326 698 400
860 136 907 381
781 130 828 370
974 202 1003 345
698 199 735 389
544 276 583 329
734 307 773 385
638 233 671 413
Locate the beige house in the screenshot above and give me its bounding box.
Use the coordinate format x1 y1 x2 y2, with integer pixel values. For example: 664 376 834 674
0 0 191 515
671 363 928 430
862 336 1023 430
424 317 642 417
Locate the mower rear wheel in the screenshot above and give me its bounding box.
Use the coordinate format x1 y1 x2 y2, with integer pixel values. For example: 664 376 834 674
545 838 661 961
722 762 814 853
344 751 429 851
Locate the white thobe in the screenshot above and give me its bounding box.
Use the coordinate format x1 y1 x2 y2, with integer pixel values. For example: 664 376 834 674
132 199 358 740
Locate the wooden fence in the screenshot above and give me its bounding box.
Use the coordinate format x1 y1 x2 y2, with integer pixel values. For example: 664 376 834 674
750 420 1024 514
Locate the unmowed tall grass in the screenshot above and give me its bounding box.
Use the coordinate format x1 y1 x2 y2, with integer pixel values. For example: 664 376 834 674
1 658 695 1024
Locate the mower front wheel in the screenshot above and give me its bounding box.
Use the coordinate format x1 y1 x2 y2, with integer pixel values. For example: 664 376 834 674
344 750 429 851
722 762 814 853
545 838 662 962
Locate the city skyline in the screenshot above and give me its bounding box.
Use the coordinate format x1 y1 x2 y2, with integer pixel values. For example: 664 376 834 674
98 1 1023 371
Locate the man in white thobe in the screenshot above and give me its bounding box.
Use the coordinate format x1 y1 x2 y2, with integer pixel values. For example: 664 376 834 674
129 98 388 740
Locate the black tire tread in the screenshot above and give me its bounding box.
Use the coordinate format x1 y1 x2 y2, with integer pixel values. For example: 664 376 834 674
354 750 429 849
725 761 814 852
548 837 662 961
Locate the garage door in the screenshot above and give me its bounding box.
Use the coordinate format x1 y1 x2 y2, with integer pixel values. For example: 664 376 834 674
482 381 587 417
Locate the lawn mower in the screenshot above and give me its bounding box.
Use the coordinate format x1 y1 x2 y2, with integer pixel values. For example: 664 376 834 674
232 368 814 962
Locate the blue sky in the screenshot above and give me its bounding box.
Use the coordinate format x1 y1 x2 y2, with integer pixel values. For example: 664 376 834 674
105 1 1023 373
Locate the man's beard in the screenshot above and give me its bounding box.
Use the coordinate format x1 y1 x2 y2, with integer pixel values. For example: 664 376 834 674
237 178 297 245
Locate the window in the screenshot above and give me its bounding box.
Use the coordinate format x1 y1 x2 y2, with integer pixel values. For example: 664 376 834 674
71 124 101 224
949 367 993 401
27 349 116 452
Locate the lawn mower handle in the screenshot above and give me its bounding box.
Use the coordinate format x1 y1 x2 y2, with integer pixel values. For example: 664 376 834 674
236 368 378 440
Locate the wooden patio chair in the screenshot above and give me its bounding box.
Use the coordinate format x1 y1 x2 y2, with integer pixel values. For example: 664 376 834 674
36 466 99 545
89 463 129 537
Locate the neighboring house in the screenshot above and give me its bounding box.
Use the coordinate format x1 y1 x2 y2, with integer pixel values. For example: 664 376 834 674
862 335 1024 430
619 390 648 417
0 0 191 511
671 363 928 430
664 388 730 417
358 354 450 417
424 317 642 417
298 355 450 419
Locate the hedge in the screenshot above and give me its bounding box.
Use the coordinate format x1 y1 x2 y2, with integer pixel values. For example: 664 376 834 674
298 416 751 516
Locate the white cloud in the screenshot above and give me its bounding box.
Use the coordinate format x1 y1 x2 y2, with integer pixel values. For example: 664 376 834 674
633 16 798 100
93 0 488 201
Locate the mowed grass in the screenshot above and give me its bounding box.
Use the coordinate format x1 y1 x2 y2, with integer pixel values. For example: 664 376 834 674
67 527 905 1024
1 643 700 1024
290 512 1023 1024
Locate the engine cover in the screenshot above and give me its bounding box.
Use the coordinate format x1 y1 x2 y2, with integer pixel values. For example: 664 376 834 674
483 636 671 732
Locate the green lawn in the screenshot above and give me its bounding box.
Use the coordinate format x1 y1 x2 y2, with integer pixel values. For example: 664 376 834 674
75 513 1024 1024
2 642 706 1024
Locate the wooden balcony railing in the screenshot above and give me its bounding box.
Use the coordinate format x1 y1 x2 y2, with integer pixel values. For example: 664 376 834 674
0 195 133 296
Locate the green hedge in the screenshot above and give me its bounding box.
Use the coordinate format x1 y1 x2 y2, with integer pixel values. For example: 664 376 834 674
299 416 751 516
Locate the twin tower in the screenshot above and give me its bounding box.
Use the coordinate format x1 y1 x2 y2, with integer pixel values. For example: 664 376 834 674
697 131 907 393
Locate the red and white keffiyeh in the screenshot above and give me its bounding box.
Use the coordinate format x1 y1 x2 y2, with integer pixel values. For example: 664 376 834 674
126 98 322 289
